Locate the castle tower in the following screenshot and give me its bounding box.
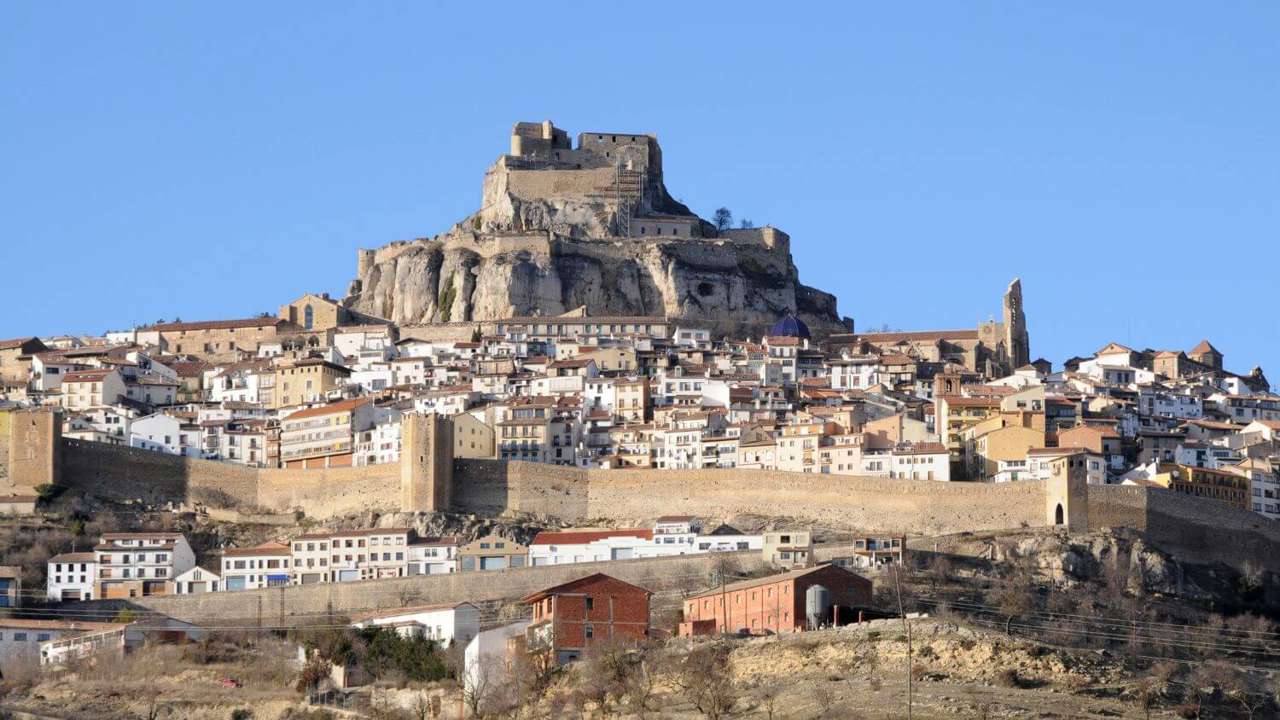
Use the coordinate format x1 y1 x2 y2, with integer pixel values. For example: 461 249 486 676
400 412 454 512
2 408 62 497
1044 451 1089 533
1003 278 1030 369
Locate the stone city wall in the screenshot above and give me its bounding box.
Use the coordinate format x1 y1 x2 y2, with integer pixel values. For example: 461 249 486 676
1089 484 1280 572
122 550 766 625
61 439 402 518
257 464 400 517
453 460 1048 534
0 411 10 489
454 459 590 520
58 433 1279 572
62 439 260 507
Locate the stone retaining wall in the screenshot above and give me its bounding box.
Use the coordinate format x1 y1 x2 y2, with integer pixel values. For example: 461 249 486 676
123 551 765 625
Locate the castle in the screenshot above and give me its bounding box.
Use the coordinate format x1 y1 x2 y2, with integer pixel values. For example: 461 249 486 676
345 121 845 333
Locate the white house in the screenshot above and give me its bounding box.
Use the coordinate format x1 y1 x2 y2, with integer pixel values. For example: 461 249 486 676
129 413 202 457
221 543 292 591
58 368 126 410
352 602 480 647
46 552 97 601
672 327 711 348
464 620 531 698
334 327 395 359
355 413 403 466
527 529 653 566
350 362 395 394
206 363 271 404
888 443 951 481
2 619 119 674
30 353 86 393
172 565 222 594
693 524 764 553
39 623 131 668
582 377 616 414
392 356 432 387
827 354 879 391
40 618 203 668
327 528 411 582
633 517 765 558
1022 447 1106 485
95 532 196 598
125 374 179 407
407 537 459 575
105 329 136 345
633 516 699 558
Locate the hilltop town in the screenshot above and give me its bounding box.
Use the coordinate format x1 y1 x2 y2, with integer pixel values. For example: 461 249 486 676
1 122 1278 718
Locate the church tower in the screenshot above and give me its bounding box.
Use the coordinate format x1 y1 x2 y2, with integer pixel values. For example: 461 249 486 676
1003 278 1030 369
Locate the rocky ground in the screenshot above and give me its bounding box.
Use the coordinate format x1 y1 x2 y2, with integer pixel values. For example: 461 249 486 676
0 639 307 720
656 619 1154 719
3 599 1274 719
0 619 1196 719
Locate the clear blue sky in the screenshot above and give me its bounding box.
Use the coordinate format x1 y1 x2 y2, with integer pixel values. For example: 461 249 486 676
3 3 1277 372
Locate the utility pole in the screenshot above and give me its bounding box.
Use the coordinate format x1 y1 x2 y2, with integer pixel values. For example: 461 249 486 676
718 563 727 633
893 563 913 720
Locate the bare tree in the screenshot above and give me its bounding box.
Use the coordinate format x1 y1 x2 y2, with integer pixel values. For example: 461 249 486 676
812 684 836 718
677 643 737 720
753 681 782 720
1130 675 1162 720
576 638 632 714
1217 666 1266 720
138 690 163 720
1227 612 1277 655
1131 659 1179 719
1191 660 1240 719
410 691 441 720
713 208 733 232
444 643 495 719
991 550 1038 635
925 554 954 591
623 651 663 718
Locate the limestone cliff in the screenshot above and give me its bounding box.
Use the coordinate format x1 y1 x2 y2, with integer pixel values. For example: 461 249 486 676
345 121 848 335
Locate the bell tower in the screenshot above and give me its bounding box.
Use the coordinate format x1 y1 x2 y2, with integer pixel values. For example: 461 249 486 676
1003 278 1030 369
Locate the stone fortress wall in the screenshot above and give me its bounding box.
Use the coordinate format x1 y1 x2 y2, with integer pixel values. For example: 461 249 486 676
60 438 400 518
451 460 1051 536
9 408 1278 571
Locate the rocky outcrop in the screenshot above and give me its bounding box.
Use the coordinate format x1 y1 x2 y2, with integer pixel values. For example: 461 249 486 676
347 233 844 335
343 121 849 336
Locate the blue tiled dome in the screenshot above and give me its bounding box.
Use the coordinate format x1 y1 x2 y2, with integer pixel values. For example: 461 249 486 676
770 314 810 339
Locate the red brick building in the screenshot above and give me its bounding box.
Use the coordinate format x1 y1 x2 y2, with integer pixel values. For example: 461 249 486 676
679 564 872 637
520 573 651 665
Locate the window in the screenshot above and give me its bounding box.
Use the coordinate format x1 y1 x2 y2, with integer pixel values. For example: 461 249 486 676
584 624 594 639
585 597 594 611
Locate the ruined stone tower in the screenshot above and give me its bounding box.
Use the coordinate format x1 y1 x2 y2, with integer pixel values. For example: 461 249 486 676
1003 278 1030 369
